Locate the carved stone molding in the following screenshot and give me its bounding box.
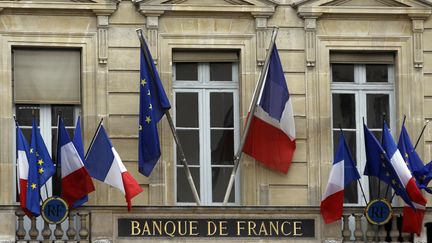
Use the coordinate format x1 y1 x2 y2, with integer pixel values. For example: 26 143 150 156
96 15 109 65
140 11 163 64
411 17 425 69
254 16 268 66
304 17 317 67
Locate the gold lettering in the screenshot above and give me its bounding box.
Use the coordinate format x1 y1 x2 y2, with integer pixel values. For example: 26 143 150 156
281 221 292 236
164 221 176 237
178 221 188 236
248 221 257 236
131 220 141 236
141 221 151 236
269 221 279 236
258 221 269 236
237 221 246 236
207 221 217 236
189 221 199 236
293 221 303 236
219 221 228 236
153 221 162 236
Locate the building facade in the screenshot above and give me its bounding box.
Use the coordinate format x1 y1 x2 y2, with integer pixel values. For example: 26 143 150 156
1 0 432 242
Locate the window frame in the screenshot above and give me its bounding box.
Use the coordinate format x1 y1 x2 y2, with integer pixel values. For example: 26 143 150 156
331 64 396 206
173 62 240 205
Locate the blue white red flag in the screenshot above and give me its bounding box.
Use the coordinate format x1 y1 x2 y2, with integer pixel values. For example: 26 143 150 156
243 45 296 173
320 133 360 224
57 117 94 207
72 116 89 208
16 122 32 217
86 125 143 210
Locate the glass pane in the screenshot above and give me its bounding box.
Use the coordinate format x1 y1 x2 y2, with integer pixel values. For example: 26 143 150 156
177 130 199 165
368 177 392 201
16 105 39 126
332 64 354 83
367 94 389 129
344 180 358 204
333 131 356 161
210 92 233 128
176 93 198 128
21 129 32 145
366 64 388 83
177 167 200 203
332 94 356 129
210 63 232 81
212 167 235 203
51 105 75 126
175 63 198 81
211 130 234 165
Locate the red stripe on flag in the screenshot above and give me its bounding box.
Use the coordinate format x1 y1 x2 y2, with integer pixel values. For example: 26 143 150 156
320 190 344 224
19 179 32 217
121 172 143 211
62 167 95 207
402 206 425 236
243 116 296 173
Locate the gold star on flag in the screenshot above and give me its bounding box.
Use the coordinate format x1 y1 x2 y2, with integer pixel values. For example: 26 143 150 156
30 148 34 153
386 172 390 177
145 116 151 124
405 153 409 159
31 183 37 189
139 125 142 131
141 79 147 86
38 159 44 165
38 168 44 174
392 179 396 185
147 90 151 96
149 104 153 110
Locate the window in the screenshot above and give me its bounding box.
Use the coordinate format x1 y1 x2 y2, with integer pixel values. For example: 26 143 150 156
331 53 395 205
173 52 240 205
13 48 81 201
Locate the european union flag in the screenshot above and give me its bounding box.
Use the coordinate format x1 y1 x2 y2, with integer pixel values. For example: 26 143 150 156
31 119 55 186
138 40 171 176
363 123 414 209
398 123 432 193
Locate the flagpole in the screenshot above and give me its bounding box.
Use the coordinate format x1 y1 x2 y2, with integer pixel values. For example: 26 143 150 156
136 29 201 205
414 119 429 150
222 27 279 205
84 118 104 161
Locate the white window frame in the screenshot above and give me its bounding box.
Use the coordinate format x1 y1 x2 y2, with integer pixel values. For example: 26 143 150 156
173 62 240 205
13 105 80 202
331 64 395 206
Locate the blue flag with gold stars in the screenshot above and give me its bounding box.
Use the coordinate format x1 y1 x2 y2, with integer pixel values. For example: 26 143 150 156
138 41 171 176
363 123 415 209
398 122 432 193
31 119 55 186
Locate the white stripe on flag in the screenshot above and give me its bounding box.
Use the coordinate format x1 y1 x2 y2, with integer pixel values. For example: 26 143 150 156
322 160 344 200
61 142 85 178
17 150 29 180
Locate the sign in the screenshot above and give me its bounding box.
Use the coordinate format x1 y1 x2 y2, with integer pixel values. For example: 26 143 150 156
118 218 315 238
365 198 393 225
41 197 69 224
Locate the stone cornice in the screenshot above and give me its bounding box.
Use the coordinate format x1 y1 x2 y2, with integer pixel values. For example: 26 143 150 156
134 3 275 16
0 2 117 14
298 6 432 18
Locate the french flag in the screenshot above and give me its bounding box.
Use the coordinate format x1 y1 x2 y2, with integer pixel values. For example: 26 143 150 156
16 123 31 217
320 133 360 224
243 45 296 173
382 122 427 235
57 118 95 207
85 124 143 210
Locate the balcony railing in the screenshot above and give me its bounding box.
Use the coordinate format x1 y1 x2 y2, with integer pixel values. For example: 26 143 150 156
7 206 429 242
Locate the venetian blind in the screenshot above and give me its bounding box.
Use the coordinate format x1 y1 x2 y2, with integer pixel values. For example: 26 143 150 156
330 52 395 64
14 49 81 104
